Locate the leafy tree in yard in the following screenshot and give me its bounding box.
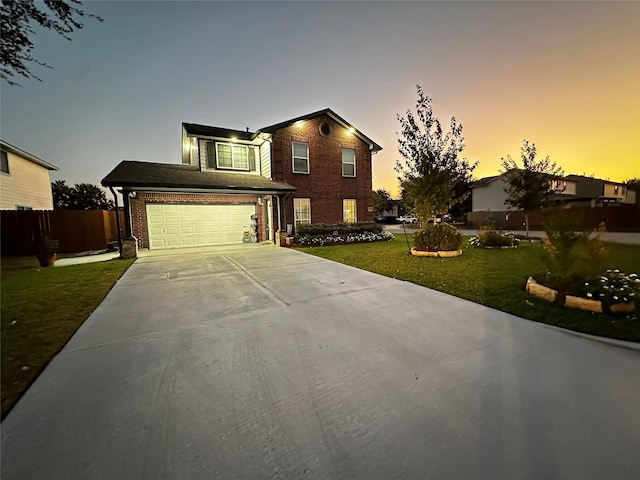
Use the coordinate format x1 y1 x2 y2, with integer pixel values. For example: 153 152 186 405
395 85 477 224
448 176 473 219
373 189 394 218
71 183 113 210
1 0 103 86
52 181 114 210
500 140 564 237
52 179 73 209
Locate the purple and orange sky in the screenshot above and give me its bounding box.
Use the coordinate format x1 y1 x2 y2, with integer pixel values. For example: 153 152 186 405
1 1 638 198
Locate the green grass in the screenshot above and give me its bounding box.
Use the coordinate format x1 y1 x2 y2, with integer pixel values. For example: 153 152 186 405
1 258 135 418
298 236 640 342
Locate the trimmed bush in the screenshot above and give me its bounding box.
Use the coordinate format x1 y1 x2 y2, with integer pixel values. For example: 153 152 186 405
296 222 383 236
413 223 462 251
469 226 520 248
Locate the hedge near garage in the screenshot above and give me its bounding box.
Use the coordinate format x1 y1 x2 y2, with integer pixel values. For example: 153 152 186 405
294 222 393 246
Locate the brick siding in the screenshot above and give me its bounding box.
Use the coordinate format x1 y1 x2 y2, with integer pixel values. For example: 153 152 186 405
270 115 374 229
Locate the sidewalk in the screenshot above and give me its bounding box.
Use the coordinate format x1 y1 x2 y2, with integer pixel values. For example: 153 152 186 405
384 225 640 245
54 251 119 267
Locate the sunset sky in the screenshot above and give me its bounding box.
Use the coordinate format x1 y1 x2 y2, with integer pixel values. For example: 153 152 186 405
1 1 638 198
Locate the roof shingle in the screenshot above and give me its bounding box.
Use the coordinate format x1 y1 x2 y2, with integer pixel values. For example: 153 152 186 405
102 161 296 192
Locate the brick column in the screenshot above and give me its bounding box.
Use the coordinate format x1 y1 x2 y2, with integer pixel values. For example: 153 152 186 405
121 236 138 259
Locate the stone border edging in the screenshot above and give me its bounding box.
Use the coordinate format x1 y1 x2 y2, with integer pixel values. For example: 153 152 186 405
525 276 635 314
410 248 462 258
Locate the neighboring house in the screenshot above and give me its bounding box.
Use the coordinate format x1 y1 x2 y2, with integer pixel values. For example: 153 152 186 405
471 171 635 212
378 202 400 220
0 140 58 210
102 109 382 250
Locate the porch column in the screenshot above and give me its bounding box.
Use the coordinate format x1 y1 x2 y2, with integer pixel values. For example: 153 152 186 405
122 191 132 237
120 191 138 259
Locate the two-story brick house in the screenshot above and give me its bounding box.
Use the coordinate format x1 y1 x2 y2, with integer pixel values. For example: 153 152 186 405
102 109 381 252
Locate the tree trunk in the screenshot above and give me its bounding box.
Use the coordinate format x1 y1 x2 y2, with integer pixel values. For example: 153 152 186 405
525 213 529 239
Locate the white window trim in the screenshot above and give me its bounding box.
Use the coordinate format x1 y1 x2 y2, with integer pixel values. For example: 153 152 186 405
294 198 311 226
343 199 357 223
215 142 251 171
342 148 356 177
292 142 309 174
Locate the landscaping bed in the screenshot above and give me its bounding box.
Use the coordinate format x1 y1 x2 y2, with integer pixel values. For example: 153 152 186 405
1 258 135 418
294 222 393 247
297 235 640 342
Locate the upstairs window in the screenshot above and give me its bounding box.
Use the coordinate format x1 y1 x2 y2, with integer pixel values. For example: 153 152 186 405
292 142 309 174
342 149 355 177
214 143 252 171
1 150 8 174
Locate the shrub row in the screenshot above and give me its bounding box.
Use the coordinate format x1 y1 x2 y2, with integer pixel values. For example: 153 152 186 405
295 231 394 247
413 224 462 251
296 222 383 236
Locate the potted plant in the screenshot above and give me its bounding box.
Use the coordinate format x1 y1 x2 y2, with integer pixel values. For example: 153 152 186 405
37 237 60 267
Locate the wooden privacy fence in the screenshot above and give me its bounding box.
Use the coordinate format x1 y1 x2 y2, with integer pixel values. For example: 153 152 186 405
1 209 125 255
466 205 640 231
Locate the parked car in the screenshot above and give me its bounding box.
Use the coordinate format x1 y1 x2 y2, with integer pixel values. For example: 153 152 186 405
375 215 398 224
397 214 418 224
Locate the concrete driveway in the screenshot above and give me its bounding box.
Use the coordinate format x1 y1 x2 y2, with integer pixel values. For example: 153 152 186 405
2 245 639 479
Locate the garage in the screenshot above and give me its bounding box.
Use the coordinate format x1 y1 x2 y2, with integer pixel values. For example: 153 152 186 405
146 203 256 249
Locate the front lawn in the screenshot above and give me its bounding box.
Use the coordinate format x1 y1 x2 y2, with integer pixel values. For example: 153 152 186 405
1 258 135 418
298 236 640 342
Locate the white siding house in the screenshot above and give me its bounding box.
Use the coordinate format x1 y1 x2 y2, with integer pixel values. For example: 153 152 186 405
471 175 509 212
0 140 58 210
472 171 635 212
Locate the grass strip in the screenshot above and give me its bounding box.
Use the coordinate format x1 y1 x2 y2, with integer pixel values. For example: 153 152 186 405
1 258 135 418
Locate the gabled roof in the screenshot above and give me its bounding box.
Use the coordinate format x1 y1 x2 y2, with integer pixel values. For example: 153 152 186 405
565 174 625 187
258 108 383 152
182 123 255 141
102 161 296 192
0 140 58 171
470 175 501 188
182 109 383 152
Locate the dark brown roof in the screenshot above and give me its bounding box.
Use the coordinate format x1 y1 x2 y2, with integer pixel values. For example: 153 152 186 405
102 161 296 192
258 108 383 152
182 123 255 141
470 175 501 188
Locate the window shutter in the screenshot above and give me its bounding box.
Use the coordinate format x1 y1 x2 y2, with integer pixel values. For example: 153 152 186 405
249 147 256 171
206 142 216 169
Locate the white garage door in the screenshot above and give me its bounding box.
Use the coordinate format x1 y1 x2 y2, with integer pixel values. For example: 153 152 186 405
146 204 255 249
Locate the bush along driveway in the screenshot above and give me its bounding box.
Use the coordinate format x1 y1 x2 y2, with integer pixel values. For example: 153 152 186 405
299 235 640 342
0 258 135 418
